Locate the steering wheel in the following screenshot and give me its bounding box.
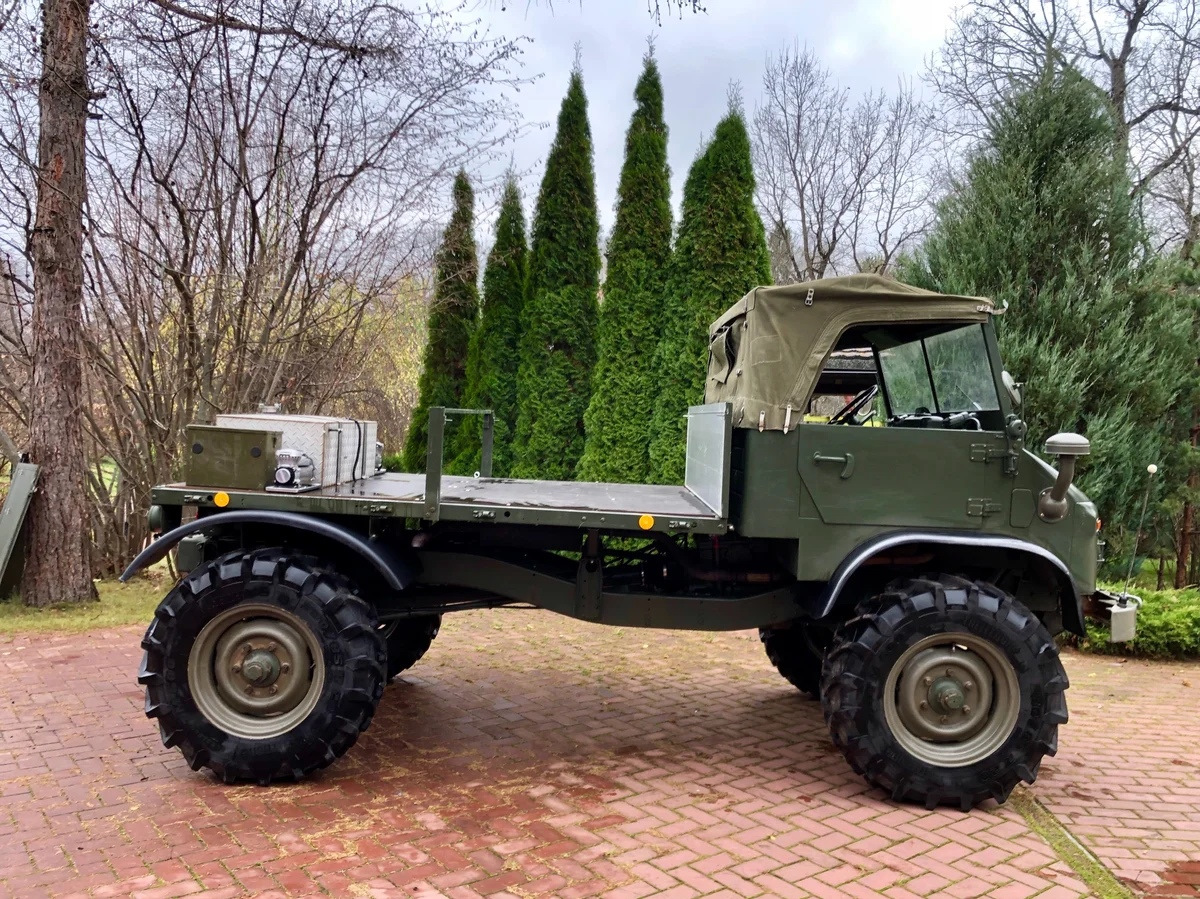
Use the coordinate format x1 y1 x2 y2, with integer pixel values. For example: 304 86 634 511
829 386 879 425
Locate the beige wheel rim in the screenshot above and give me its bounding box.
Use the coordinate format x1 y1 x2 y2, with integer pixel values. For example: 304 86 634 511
882 632 1021 768
188 603 325 739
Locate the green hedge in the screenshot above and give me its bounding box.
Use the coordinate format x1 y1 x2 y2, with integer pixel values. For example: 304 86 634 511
1078 584 1200 660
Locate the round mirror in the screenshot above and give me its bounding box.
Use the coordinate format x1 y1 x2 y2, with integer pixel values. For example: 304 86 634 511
1001 371 1022 408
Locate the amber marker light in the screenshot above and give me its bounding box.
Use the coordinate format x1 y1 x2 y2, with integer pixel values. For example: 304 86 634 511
214 492 230 508
638 514 654 530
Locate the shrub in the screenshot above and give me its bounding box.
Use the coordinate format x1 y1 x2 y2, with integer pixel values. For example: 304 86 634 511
1078 585 1200 659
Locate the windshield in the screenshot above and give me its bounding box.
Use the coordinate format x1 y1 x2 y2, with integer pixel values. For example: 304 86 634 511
878 324 1000 415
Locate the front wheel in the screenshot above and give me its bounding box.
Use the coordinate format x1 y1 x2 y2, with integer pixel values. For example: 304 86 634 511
821 575 1068 810
138 549 386 784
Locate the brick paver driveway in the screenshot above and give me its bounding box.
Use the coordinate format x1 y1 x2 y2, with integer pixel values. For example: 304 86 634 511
2 610 1198 898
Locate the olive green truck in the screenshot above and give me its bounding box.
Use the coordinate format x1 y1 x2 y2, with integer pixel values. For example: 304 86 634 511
125 274 1127 811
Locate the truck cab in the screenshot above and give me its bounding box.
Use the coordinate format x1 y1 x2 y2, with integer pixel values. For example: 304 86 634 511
707 276 1098 638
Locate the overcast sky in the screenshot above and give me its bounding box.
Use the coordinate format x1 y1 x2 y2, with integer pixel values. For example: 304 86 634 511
468 0 960 235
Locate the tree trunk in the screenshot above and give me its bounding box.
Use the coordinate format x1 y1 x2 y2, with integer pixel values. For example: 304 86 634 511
1178 410 1198 589
22 0 96 606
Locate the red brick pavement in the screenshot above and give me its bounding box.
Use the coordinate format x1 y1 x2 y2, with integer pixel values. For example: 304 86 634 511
1 609 1196 898
1036 655 1200 894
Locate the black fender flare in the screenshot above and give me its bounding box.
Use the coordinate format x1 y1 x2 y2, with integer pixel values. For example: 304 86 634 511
119 510 417 591
819 530 1086 636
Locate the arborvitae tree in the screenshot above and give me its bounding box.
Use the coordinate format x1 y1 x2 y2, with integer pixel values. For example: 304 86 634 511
402 171 479 471
907 68 1198 547
449 178 528 476
648 110 770 484
578 55 672 483
512 69 601 480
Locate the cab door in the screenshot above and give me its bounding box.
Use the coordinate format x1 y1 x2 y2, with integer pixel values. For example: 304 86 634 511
796 323 1013 531
797 425 1010 529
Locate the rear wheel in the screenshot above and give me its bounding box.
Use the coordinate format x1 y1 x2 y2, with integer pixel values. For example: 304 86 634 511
760 623 826 698
383 615 441 680
821 575 1068 810
138 548 386 784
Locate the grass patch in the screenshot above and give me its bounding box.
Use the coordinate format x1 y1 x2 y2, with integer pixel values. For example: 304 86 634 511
1007 787 1134 899
0 572 166 634
1078 583 1200 660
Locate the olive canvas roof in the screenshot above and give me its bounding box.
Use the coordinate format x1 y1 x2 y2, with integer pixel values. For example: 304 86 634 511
704 273 995 431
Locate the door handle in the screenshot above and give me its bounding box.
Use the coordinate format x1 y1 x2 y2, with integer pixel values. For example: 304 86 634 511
813 452 855 479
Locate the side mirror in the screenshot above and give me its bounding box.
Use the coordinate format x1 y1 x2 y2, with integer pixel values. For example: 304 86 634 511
1038 432 1090 521
1001 371 1022 408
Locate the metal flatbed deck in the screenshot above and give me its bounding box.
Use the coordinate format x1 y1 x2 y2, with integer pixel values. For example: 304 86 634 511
151 403 734 536
334 472 720 518
152 473 727 534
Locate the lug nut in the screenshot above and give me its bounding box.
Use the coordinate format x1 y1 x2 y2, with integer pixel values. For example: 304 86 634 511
269 684 278 695
231 664 241 674
923 677 933 686
962 705 971 714
266 642 277 652
280 663 290 674
940 715 948 724
242 643 253 654
918 700 928 709
964 681 973 689
244 684 254 694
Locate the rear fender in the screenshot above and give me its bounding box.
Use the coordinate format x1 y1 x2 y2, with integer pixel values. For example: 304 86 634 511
120 509 417 591
820 531 1085 636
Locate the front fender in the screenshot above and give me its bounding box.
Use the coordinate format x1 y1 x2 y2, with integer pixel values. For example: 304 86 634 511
120 510 416 591
820 530 1086 637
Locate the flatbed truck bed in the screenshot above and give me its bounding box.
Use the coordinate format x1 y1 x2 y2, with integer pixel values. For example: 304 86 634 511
151 404 732 535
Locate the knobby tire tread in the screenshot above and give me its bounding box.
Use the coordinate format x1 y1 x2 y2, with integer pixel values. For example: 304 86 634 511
138 548 386 785
820 574 1069 811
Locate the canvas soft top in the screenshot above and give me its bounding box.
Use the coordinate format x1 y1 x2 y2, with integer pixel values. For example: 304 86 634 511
704 273 995 431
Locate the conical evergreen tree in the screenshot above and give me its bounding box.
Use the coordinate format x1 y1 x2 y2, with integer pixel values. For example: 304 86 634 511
402 171 478 471
512 69 601 480
906 68 1197 543
578 55 672 483
648 110 770 484
450 178 528 476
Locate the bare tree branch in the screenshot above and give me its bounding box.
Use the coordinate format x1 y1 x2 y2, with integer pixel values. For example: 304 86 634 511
752 45 931 281
929 0 1200 244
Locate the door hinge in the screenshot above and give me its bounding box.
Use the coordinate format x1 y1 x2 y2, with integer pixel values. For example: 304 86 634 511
967 497 1003 518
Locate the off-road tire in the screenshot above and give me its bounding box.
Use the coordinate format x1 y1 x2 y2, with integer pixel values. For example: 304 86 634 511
821 575 1068 811
138 548 386 784
384 615 441 680
760 624 824 698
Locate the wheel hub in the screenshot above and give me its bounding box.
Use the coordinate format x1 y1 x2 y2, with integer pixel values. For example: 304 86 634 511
239 649 281 687
928 676 966 713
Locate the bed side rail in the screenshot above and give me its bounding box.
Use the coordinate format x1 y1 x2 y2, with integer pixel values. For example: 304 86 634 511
424 407 494 522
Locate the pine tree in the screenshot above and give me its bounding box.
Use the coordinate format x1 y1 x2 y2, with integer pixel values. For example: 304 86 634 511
578 54 672 483
402 171 478 471
907 68 1198 545
450 178 528 476
512 69 601 480
648 110 770 484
